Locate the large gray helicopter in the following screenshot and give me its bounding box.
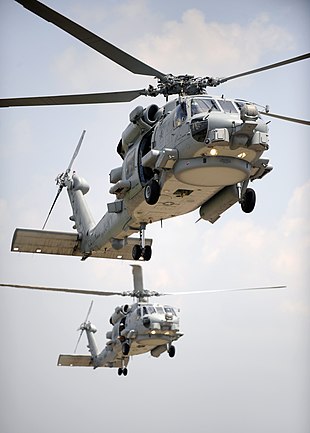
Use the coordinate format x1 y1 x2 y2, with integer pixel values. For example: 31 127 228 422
0 265 285 376
3 0 310 261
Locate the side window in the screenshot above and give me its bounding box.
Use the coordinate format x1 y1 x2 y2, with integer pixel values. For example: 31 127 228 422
124 148 135 179
174 102 187 128
217 100 238 113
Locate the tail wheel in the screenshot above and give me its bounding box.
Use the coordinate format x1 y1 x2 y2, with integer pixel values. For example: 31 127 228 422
144 180 160 205
118 367 128 376
241 188 256 213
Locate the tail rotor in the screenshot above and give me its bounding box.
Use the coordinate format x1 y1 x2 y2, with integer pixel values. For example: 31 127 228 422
74 300 94 354
42 130 86 229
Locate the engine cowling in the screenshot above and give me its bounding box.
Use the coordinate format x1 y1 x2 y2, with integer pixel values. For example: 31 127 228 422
120 105 160 154
109 304 130 325
142 104 160 125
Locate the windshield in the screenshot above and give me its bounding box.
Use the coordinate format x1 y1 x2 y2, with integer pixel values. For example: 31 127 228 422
191 98 219 116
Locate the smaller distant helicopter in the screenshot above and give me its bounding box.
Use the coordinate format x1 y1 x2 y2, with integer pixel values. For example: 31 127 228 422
0 265 285 376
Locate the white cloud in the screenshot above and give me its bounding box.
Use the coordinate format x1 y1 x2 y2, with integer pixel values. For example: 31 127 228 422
281 300 310 316
52 5 295 92
199 181 310 286
135 10 294 76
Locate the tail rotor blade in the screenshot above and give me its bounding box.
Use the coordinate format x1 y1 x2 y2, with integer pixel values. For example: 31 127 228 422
85 300 94 323
67 130 86 172
41 130 86 230
74 329 84 354
42 185 63 230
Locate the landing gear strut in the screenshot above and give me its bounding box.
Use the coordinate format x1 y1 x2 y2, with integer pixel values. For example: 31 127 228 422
122 342 130 356
132 223 152 261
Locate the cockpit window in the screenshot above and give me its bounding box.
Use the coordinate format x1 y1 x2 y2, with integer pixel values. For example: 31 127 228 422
156 306 164 314
174 102 187 128
164 306 176 316
217 100 238 113
191 98 219 116
142 305 156 315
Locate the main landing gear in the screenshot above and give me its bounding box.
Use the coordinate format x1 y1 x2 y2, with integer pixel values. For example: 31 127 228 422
168 344 176 358
241 187 256 213
144 179 160 205
132 223 152 261
239 182 256 214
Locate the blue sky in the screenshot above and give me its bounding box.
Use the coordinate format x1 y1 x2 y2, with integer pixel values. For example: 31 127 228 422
0 1 309 432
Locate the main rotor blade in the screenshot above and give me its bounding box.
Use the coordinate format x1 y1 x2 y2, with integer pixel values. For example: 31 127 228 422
259 111 310 126
163 285 286 295
0 283 286 297
219 53 310 84
0 89 147 108
0 283 124 297
16 0 166 80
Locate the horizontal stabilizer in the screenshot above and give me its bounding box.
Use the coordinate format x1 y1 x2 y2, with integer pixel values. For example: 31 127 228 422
58 354 93 367
57 354 125 369
11 228 152 261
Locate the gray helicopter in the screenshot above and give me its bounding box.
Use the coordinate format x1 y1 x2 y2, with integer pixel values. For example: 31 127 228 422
0 265 285 376
3 0 310 261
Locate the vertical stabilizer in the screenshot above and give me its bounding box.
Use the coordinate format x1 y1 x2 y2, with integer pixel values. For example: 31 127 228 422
67 174 95 236
131 265 144 296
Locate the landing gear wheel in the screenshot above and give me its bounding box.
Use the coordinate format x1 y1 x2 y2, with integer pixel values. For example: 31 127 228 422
241 188 256 213
122 342 130 356
144 180 160 205
123 367 128 376
168 345 176 358
142 245 152 261
118 368 123 376
132 244 142 260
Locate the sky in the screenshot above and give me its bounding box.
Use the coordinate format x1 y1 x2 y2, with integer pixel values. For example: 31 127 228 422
0 0 309 432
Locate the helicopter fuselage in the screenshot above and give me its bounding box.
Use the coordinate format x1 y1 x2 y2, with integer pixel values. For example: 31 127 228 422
71 95 271 257
11 95 272 261
57 300 182 374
